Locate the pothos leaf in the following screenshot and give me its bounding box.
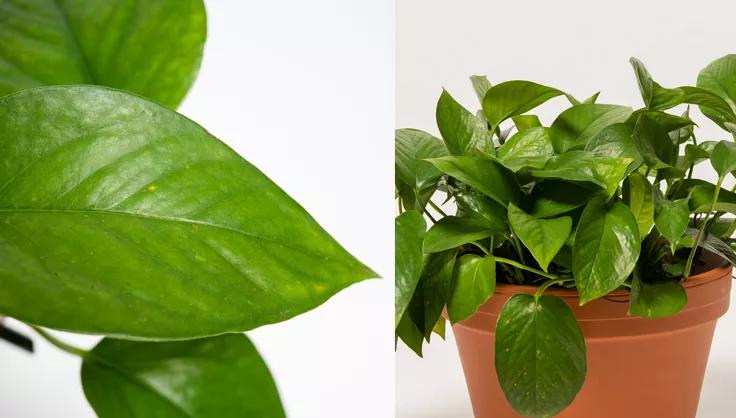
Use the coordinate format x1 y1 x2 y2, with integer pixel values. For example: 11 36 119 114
508 203 571 272
447 255 495 323
482 80 564 129
395 211 427 325
628 275 687 319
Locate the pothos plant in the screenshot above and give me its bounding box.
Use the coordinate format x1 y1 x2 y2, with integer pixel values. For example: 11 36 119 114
0 1 374 417
395 55 736 417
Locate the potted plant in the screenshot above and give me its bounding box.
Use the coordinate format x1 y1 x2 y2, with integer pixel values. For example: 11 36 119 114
0 1 376 416
395 55 736 418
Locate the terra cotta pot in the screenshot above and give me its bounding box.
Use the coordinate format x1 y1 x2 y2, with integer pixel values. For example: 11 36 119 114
452 259 733 418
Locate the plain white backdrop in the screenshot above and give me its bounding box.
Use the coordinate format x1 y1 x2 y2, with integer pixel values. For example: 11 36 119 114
396 0 736 417
0 1 394 417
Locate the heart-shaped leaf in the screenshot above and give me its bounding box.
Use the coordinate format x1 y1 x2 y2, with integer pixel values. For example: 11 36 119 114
531 151 631 197
697 55 736 126
710 140 736 178
550 104 632 153
573 199 640 304
418 250 457 338
454 191 508 231
584 123 642 175
482 81 564 129
436 89 492 155
628 276 687 318
395 211 427 325
497 127 554 171
633 113 676 168
395 128 448 191
426 156 521 206
495 294 586 418
526 181 597 218
622 173 654 238
423 216 498 253
81 334 284 418
508 204 571 272
654 196 690 245
0 0 206 109
447 255 495 323
0 86 375 339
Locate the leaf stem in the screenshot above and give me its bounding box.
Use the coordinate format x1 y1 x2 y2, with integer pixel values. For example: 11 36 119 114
534 278 572 300
494 256 559 280
427 200 448 218
471 241 490 255
423 209 437 224
30 326 89 358
685 175 723 277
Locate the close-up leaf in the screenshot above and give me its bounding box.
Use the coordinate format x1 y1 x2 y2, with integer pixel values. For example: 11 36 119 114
496 127 554 171
0 0 206 108
584 123 642 175
573 199 640 304
436 89 492 155
654 196 690 245
526 181 597 218
395 211 427 325
447 254 495 323
426 156 521 206
0 86 375 339
423 216 498 253
628 275 687 319
481 80 564 129
710 140 736 178
495 294 586 418
419 249 457 338
697 55 736 126
395 128 448 191
81 334 284 418
531 151 631 197
622 173 655 238
454 191 509 231
549 103 632 153
508 203 571 272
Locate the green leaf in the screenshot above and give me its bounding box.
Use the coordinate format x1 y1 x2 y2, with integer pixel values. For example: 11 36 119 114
447 255 495 323
436 90 492 155
710 140 736 178
497 127 554 171
573 199 640 304
632 113 676 168
531 151 631 197
0 0 206 109
396 304 425 356
697 55 736 126
629 57 656 108
511 114 543 131
628 275 687 318
672 180 736 214
431 316 447 339
584 123 642 175
82 334 284 418
423 216 497 253
395 211 426 325
495 294 586 418
426 156 521 206
395 128 448 191
622 173 654 238
508 204 571 272
470 75 493 104
654 196 690 245
549 104 633 153
0 86 375 339
481 81 564 129
419 250 458 338
527 181 597 218
454 191 509 231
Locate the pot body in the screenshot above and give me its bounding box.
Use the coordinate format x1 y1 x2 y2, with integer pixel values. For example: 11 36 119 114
452 264 732 418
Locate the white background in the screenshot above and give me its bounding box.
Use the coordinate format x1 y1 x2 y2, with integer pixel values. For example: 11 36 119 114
0 1 394 417
396 0 736 416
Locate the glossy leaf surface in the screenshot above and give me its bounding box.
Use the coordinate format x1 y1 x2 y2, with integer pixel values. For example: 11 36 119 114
497 127 554 171
0 86 374 339
447 255 495 323
622 173 654 238
427 156 520 206
573 200 640 304
628 276 687 318
654 196 690 245
436 90 491 155
549 104 632 153
508 204 571 272
495 295 586 418
82 334 284 418
0 0 206 108
423 216 496 253
482 81 563 129
395 128 447 191
531 151 631 197
395 211 426 325
697 55 736 125
710 140 736 178
419 250 457 338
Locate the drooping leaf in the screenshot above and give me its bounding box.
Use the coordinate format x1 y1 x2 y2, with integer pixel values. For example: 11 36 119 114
447 255 495 323
496 127 554 171
685 228 736 266
549 104 633 153
573 199 640 304
584 123 642 175
0 86 375 339
482 81 564 129
426 156 521 206
531 151 631 197
495 294 586 418
395 211 427 325
423 216 497 253
653 195 690 245
431 315 447 339
508 204 571 272
527 181 598 218
470 75 493 104
454 191 509 231
395 128 448 190
419 250 458 338
0 0 206 109
710 140 736 178
81 334 284 418
396 299 425 356
436 89 492 155
628 275 687 318
622 173 654 238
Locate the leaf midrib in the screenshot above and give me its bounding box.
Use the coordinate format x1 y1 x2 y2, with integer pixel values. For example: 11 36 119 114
50 0 96 83
0 207 349 266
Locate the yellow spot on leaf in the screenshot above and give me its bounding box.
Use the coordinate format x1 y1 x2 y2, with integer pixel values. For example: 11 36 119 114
147 184 158 192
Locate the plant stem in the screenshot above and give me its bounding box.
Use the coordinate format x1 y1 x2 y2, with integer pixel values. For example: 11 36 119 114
685 175 723 277
31 326 89 358
493 256 559 280
534 278 572 300
427 200 448 218
423 209 437 224
471 241 490 255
